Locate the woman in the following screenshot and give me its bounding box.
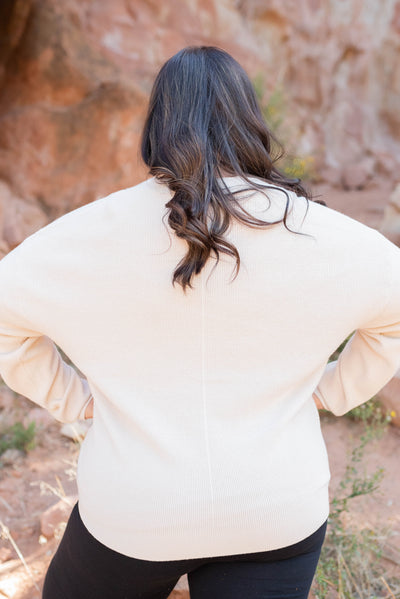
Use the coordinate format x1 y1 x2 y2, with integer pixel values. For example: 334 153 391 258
0 46 399 599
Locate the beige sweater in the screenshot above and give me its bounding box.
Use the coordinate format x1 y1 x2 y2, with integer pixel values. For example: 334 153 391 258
1 176 400 560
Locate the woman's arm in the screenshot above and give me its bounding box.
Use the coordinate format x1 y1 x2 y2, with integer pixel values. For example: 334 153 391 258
313 238 400 416
0 245 93 424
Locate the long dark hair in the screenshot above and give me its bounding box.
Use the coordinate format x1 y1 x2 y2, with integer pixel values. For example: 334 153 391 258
141 46 314 292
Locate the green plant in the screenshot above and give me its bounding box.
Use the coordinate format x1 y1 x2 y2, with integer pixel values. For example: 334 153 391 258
313 416 399 598
347 397 392 435
253 74 316 181
283 155 316 180
0 421 36 456
254 76 286 134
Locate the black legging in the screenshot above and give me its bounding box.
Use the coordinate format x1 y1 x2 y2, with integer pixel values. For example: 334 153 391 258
42 502 326 599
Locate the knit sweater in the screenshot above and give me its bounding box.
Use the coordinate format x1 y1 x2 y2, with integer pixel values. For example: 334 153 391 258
1 176 400 560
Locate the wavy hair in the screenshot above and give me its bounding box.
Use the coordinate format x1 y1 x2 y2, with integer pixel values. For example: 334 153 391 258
141 46 316 292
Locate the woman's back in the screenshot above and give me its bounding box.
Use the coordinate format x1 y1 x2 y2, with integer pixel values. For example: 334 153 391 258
1 173 399 560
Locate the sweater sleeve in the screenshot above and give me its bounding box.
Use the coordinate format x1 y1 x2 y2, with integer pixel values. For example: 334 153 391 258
314 236 400 416
0 246 93 424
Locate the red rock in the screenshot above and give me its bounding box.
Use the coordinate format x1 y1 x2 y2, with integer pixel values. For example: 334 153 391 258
40 495 78 539
341 158 375 191
0 0 399 248
1 448 25 467
0 0 148 222
0 182 48 250
318 166 342 187
375 151 399 178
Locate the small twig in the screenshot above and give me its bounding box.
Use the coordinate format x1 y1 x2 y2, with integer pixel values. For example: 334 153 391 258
0 496 13 513
364 558 371 599
319 577 336 589
382 546 400 567
380 576 397 599
339 549 363 599
338 551 344 599
0 520 40 592
30 480 71 504
55 475 66 497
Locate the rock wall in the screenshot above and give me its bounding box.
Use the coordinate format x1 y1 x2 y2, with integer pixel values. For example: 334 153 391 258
0 0 399 254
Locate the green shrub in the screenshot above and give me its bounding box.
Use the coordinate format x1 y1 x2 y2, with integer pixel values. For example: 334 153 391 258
253 75 316 181
314 415 399 598
347 397 392 434
0 421 36 456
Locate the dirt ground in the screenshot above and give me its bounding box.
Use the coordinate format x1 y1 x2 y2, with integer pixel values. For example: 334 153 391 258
0 180 399 598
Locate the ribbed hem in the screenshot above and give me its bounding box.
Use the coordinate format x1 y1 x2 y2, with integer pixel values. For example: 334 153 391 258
77 482 330 561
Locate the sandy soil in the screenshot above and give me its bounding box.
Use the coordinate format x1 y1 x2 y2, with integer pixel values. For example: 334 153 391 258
0 180 399 599
311 179 393 230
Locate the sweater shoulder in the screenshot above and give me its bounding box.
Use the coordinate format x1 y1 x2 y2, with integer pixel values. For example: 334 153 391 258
0 178 167 282
45 177 164 229
300 198 395 250
3 178 167 254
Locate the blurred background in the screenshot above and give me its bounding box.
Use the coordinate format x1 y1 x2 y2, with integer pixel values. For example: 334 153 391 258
1 1 400 598
0 0 400 256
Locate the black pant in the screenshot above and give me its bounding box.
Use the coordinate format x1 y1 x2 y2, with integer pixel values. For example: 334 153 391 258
43 502 326 599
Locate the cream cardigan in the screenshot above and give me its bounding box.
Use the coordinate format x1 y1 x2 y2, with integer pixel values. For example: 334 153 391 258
1 176 400 559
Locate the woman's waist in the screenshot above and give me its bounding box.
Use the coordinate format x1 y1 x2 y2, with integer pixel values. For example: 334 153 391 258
77 431 330 508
